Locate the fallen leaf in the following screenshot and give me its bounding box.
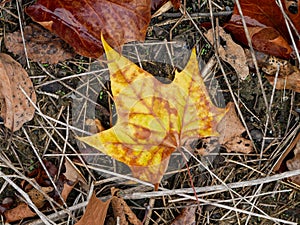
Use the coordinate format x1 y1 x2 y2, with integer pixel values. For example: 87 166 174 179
151 0 181 11
111 194 142 225
25 0 152 58
4 203 36 223
205 27 249 80
286 152 300 185
224 0 297 59
0 53 36 131
273 133 300 172
62 159 88 200
75 192 111 225
266 71 300 92
0 197 14 215
261 55 296 77
170 206 196 225
27 186 53 208
4 24 74 64
224 136 253 154
79 36 228 187
217 102 245 145
151 0 181 18
193 137 220 156
274 134 300 185
0 159 87 223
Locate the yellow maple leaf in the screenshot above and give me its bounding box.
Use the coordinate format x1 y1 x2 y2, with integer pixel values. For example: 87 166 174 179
79 37 228 187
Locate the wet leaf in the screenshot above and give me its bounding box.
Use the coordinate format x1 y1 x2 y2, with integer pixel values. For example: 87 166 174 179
224 0 299 59
79 36 228 187
25 0 152 58
75 192 111 225
0 53 36 131
4 24 74 64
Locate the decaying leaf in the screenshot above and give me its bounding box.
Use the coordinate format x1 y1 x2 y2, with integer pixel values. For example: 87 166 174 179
193 137 219 156
0 53 36 131
217 102 246 145
25 0 152 58
151 0 181 17
79 36 228 187
273 133 300 173
4 203 36 223
170 206 196 225
224 136 253 154
111 191 142 225
151 0 181 11
4 24 74 64
75 192 111 225
205 27 249 80
244 49 300 92
266 71 300 93
1 159 85 223
286 152 300 185
62 159 88 200
224 0 298 59
27 186 53 208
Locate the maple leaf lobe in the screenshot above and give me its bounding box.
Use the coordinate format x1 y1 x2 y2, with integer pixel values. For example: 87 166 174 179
79 36 227 185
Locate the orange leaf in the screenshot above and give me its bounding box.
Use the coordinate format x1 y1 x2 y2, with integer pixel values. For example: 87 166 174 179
79 37 228 186
0 53 36 131
25 0 151 58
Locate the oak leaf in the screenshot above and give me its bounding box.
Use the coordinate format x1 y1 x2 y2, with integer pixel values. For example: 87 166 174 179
224 0 300 59
79 37 228 187
25 0 152 58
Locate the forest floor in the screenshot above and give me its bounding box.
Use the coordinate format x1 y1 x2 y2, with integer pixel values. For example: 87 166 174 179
0 0 300 224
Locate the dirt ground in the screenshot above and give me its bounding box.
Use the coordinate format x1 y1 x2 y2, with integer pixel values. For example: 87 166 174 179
0 0 300 224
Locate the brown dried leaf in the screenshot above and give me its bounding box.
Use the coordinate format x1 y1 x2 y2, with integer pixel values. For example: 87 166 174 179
217 102 245 145
63 159 87 185
170 206 196 225
273 133 300 172
75 192 111 225
266 71 300 93
4 203 36 223
4 24 74 64
25 0 152 58
193 137 219 156
224 136 253 154
285 140 300 185
62 159 88 200
111 195 142 225
27 186 53 208
205 27 249 80
0 53 36 131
